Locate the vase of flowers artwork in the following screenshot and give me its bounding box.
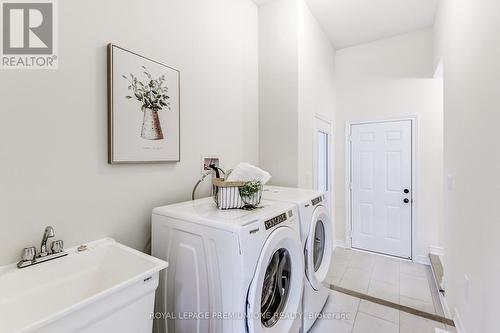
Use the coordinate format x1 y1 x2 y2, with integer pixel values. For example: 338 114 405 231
108 44 180 164
122 66 170 140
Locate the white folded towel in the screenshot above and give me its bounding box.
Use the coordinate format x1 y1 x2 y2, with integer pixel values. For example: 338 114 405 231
226 162 272 184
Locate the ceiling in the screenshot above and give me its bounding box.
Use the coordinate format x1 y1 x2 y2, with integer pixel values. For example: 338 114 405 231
305 0 438 49
254 0 439 50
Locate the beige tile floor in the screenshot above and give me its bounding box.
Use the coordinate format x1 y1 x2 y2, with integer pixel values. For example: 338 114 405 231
326 248 445 317
309 290 456 333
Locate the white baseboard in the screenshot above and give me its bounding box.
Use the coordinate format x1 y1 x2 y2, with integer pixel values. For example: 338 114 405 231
453 308 466 333
415 254 430 265
335 239 347 248
413 246 444 265
430 246 444 256
439 290 451 319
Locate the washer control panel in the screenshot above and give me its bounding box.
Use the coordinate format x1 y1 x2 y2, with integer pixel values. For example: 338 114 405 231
264 212 287 230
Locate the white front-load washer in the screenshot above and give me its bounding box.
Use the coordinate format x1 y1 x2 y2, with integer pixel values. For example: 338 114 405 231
152 197 304 333
262 186 333 333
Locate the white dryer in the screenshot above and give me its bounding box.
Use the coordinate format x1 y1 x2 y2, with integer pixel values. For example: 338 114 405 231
152 197 304 333
262 186 333 333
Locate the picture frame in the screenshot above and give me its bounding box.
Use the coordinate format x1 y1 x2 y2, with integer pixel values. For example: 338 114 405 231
107 44 180 164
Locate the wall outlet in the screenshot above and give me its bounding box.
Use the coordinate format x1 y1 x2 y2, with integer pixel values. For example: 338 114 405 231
202 156 220 174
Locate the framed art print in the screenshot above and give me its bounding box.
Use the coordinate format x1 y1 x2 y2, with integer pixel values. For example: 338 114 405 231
108 44 180 163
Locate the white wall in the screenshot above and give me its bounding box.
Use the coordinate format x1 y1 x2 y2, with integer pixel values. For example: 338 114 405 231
434 1 500 331
335 29 444 262
258 0 336 188
258 0 299 187
0 0 258 266
297 0 336 189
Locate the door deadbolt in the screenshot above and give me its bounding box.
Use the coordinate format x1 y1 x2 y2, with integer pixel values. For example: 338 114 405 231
404 189 410 194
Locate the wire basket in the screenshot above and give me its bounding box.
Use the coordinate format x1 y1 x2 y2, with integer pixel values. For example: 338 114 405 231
212 178 263 210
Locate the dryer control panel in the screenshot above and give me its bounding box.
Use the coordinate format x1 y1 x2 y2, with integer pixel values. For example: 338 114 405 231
311 195 323 206
264 212 287 230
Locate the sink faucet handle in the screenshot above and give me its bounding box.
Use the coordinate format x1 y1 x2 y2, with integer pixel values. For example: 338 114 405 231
21 247 36 261
51 240 64 254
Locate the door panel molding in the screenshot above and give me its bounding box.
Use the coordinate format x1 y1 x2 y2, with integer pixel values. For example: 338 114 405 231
345 116 418 261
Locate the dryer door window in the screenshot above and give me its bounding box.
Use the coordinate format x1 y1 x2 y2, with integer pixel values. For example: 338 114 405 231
305 205 333 290
247 226 304 333
261 248 291 327
313 220 326 272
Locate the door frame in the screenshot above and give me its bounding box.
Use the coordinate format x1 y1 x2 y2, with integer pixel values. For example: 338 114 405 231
313 113 335 244
345 116 418 261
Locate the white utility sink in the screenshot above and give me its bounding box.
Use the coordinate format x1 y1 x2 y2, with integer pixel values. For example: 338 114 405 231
0 238 167 333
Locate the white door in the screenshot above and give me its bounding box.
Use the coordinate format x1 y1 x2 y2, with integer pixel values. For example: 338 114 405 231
350 120 413 259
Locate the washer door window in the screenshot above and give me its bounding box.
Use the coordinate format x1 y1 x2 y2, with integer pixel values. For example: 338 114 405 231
247 227 304 333
261 249 291 327
305 205 333 291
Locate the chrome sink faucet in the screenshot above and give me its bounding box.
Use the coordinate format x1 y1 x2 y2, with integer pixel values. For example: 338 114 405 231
17 226 67 268
39 226 55 257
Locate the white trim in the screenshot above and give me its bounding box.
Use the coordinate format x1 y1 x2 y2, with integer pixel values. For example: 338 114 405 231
434 58 444 79
352 247 412 263
415 254 430 266
344 121 351 249
453 308 466 333
345 116 419 261
313 113 335 247
439 293 452 320
430 246 444 256
313 114 334 194
313 112 333 124
430 268 452 320
335 239 347 248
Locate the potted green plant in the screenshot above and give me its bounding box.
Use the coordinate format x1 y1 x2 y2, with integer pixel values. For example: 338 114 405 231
239 180 263 209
